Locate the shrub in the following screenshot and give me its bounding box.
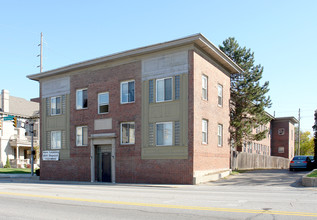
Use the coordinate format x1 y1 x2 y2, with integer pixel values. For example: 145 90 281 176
35 169 40 176
4 156 11 168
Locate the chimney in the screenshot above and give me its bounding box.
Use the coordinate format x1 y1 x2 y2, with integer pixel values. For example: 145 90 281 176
1 89 9 113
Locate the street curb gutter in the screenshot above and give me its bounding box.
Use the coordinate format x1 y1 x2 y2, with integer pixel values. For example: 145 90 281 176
302 169 317 187
0 174 39 179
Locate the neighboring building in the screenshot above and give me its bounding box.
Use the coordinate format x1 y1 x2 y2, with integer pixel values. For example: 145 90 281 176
271 117 298 160
238 115 298 160
0 89 40 168
27 34 243 184
241 120 272 156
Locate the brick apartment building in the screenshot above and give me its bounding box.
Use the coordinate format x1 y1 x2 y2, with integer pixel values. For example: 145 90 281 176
239 116 298 160
271 117 298 160
28 34 242 184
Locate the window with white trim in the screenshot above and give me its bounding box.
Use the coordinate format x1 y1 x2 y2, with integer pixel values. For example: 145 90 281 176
76 89 88 109
120 122 135 145
202 75 208 100
156 122 173 146
51 131 61 149
76 126 88 146
218 84 223 107
156 77 172 102
98 92 109 114
202 119 208 144
121 80 135 104
51 96 61 115
218 124 223 146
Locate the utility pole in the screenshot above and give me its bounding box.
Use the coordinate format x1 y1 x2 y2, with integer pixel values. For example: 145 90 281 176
31 122 34 176
297 108 300 155
37 32 43 73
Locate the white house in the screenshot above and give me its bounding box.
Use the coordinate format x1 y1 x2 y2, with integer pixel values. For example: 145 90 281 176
0 89 40 168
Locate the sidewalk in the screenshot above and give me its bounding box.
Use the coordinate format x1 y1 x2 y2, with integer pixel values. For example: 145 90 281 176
0 174 182 188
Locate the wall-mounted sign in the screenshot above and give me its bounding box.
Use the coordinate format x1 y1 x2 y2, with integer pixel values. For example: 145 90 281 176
42 150 60 161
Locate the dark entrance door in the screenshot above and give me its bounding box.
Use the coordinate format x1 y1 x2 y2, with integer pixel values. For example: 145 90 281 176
101 152 111 182
95 147 111 182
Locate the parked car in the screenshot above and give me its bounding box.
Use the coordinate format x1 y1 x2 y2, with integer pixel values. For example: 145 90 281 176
289 156 312 171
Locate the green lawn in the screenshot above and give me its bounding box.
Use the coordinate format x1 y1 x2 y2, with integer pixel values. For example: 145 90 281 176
0 168 31 174
307 170 317 178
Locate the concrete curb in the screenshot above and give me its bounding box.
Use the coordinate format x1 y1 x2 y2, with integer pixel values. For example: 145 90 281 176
0 174 32 178
302 169 317 187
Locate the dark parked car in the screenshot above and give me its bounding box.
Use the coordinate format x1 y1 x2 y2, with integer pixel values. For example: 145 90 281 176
289 156 312 171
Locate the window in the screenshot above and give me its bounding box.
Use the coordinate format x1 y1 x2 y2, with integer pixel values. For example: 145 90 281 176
218 84 223 106
202 119 208 144
278 128 285 135
51 131 61 149
156 77 172 102
202 75 208 100
278 146 284 153
218 124 223 146
51 96 61 115
76 126 88 146
76 89 88 109
121 80 135 104
156 122 173 146
121 122 135 145
98 92 109 114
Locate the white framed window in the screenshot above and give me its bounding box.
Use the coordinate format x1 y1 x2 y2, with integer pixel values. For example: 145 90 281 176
76 126 88 146
76 89 88 109
156 122 173 146
51 96 61 115
218 124 223 146
51 131 61 149
278 146 284 153
218 84 223 107
156 77 172 102
98 92 109 114
121 80 135 104
202 119 208 144
120 122 135 145
202 75 208 100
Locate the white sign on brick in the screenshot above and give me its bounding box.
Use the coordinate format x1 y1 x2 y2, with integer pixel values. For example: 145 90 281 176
42 150 60 161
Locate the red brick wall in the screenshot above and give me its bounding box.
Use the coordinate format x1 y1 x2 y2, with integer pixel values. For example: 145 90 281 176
191 50 231 173
41 59 193 184
271 120 290 159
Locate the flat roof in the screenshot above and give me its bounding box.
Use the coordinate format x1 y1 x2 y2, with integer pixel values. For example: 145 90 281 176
274 116 299 124
27 33 243 81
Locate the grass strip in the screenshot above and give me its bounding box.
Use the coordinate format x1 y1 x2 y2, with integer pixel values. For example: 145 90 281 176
0 168 31 174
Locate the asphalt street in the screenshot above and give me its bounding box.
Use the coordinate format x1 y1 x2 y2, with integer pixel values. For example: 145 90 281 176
0 169 316 220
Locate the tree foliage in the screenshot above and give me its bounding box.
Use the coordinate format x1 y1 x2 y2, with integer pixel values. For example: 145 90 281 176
299 131 314 155
313 110 317 161
219 37 272 150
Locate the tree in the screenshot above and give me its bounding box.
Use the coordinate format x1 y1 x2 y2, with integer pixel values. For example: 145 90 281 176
313 110 317 162
299 131 314 155
219 37 272 151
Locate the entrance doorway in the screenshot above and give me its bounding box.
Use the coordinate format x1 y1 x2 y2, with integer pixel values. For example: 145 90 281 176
95 146 112 182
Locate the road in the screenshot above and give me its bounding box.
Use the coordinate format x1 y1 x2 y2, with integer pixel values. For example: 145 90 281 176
0 169 316 220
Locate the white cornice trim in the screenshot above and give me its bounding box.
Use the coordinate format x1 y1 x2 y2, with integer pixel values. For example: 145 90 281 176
27 33 243 81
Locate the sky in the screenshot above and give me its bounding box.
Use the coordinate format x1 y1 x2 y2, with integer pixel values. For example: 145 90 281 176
0 0 316 133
